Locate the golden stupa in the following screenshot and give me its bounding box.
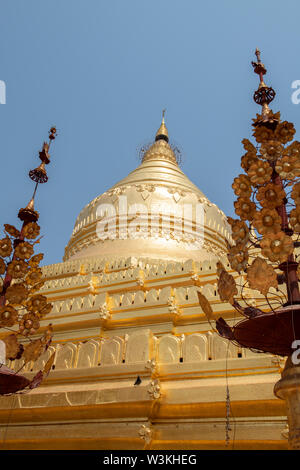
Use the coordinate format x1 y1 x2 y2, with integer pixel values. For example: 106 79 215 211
0 117 287 450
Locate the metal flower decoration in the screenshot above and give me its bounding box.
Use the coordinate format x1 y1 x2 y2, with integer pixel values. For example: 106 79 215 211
197 49 300 358
0 128 57 395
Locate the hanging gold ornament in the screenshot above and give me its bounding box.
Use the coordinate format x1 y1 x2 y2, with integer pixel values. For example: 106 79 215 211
253 207 281 235
217 270 238 305
234 197 256 221
197 291 213 319
232 174 252 198
247 257 278 296
256 183 285 209
227 244 249 273
260 141 283 161
274 121 296 144
289 206 300 232
247 160 272 186
260 231 294 263
227 218 249 246
241 151 258 172
275 155 300 180
0 237 12 257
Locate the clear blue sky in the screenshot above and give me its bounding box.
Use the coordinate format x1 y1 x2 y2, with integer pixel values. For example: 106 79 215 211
1 0 300 266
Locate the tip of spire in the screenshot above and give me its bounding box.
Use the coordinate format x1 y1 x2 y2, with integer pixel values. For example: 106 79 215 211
155 109 169 143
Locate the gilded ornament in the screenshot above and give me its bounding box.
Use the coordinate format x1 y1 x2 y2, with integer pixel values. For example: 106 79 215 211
291 182 300 205
0 258 5 275
234 197 256 221
5 283 28 304
22 222 40 240
232 174 252 198
247 160 272 186
197 291 213 319
4 224 20 238
25 267 43 285
217 270 238 305
247 257 278 296
7 259 28 278
14 241 34 260
19 313 40 336
253 208 281 235
285 141 300 158
289 206 300 232
227 218 249 246
242 138 257 153
0 237 12 258
260 231 294 263
274 121 296 144
26 294 47 313
38 302 53 317
253 126 274 143
241 151 258 172
28 253 44 267
23 338 44 362
260 141 283 161
2 334 22 360
0 305 18 328
227 244 249 273
256 183 285 209
275 155 300 180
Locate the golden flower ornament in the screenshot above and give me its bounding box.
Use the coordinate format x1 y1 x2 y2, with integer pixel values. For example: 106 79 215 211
197 291 213 319
25 267 43 285
291 182 300 205
232 174 252 198
275 155 300 180
2 334 22 360
29 280 45 293
260 231 294 263
256 183 285 209
0 305 18 328
253 208 282 235
23 222 40 240
0 237 12 258
242 138 257 153
227 218 249 246
234 197 256 221
289 206 300 232
241 152 258 172
274 121 296 144
247 160 272 186
217 270 238 305
29 253 44 267
0 258 6 275
14 241 34 260
38 302 53 317
7 259 28 278
19 313 40 336
253 126 274 143
227 244 249 273
4 224 20 238
260 141 283 161
26 294 47 313
247 257 278 296
285 141 300 158
5 283 28 304
23 338 44 362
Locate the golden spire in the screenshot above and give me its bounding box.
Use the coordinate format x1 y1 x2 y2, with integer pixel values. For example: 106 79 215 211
155 109 169 142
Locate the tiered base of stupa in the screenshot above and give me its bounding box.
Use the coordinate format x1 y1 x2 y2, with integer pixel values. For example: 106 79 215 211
0 255 288 450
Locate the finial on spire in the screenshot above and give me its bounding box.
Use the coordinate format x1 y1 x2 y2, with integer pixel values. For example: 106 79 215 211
155 109 169 142
251 48 275 108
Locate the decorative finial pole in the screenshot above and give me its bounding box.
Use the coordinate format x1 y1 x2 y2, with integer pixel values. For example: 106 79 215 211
197 50 300 448
0 127 58 395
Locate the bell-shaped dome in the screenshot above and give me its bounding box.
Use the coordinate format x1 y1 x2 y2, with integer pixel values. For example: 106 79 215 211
64 118 231 263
